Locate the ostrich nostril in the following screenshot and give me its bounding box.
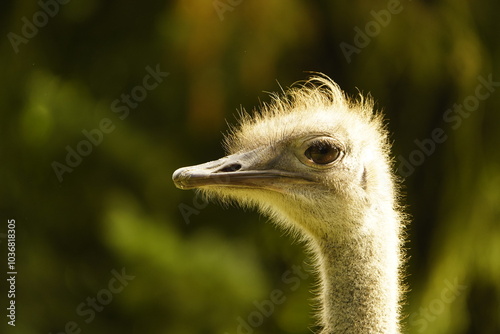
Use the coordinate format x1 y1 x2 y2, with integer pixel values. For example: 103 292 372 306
218 163 242 173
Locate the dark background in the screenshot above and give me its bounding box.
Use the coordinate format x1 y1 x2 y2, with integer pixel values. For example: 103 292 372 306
1 0 499 333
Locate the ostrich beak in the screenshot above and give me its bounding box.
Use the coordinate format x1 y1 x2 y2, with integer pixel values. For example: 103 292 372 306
172 149 314 190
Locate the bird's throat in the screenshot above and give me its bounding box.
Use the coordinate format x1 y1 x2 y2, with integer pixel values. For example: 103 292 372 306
316 232 401 334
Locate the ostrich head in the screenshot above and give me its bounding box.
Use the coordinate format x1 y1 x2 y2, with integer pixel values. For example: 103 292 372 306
173 76 396 243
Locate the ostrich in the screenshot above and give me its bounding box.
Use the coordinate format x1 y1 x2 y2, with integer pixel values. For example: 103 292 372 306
172 75 405 333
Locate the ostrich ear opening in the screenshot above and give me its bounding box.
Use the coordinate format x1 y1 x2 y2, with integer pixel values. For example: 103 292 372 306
172 149 316 191
361 166 368 191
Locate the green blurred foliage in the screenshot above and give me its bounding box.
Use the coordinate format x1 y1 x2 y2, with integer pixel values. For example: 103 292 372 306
0 0 499 333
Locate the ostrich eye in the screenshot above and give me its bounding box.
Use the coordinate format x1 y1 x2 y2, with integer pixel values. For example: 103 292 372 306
305 141 340 165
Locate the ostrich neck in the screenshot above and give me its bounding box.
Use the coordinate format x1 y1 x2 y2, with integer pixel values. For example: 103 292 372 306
314 220 400 334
